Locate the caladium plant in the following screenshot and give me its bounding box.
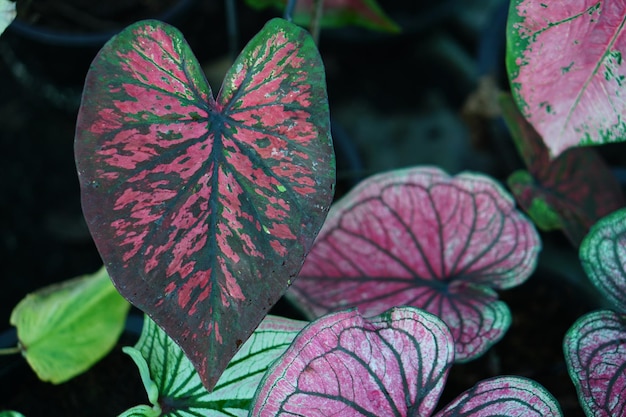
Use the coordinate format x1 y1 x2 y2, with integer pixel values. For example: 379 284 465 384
74 17 335 391
563 207 626 417
506 0 626 157
250 306 563 417
287 166 540 362
500 93 626 247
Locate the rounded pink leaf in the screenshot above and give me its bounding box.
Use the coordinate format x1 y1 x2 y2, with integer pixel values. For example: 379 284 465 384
507 0 626 157
564 310 626 417
288 166 540 361
434 376 562 417
74 19 334 390
250 307 454 417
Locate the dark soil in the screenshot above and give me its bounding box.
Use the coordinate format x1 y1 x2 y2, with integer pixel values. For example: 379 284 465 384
0 0 605 415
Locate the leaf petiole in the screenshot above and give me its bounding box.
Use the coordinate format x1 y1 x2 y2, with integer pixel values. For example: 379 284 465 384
0 346 21 355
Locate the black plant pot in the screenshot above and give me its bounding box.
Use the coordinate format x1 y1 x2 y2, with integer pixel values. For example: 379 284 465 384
0 313 146 416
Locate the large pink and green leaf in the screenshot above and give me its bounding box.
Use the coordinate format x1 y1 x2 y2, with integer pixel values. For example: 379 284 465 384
250 307 455 417
74 18 335 390
506 0 626 157
434 376 562 417
245 0 400 32
287 166 540 362
121 314 306 416
501 94 625 247
563 310 626 417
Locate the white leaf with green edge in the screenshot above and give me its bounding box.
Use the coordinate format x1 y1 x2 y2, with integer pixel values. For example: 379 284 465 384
0 0 15 36
121 314 307 416
10 266 130 384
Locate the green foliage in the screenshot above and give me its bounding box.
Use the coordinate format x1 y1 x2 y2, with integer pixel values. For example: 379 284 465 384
10 266 130 384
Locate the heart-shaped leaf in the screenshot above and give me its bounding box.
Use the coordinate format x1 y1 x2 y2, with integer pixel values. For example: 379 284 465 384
579 207 626 310
10 266 130 384
121 314 306 416
75 18 335 390
506 0 626 157
500 94 625 247
563 310 626 417
245 0 400 33
434 376 562 417
288 166 540 361
250 307 454 417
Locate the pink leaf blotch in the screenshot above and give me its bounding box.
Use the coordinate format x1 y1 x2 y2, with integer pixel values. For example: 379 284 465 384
75 18 335 390
507 0 626 157
434 376 562 417
288 166 540 361
250 307 455 417
564 310 626 417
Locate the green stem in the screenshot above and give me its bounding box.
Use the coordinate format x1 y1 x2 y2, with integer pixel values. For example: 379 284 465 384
225 0 238 62
284 0 297 21
0 346 21 355
310 0 324 45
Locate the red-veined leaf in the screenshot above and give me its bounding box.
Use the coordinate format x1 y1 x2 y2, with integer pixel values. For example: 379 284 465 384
250 307 454 417
506 0 626 157
245 0 400 33
74 18 335 390
287 166 540 362
434 376 562 417
500 94 625 247
563 310 626 417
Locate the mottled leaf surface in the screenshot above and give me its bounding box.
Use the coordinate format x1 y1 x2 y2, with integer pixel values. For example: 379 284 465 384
564 310 626 417
9 266 130 384
245 0 399 32
434 376 562 417
75 19 334 390
507 0 626 157
121 315 306 416
579 207 626 310
501 94 625 247
250 307 454 417
288 166 540 361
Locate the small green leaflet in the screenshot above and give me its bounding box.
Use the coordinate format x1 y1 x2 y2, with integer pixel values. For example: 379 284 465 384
121 314 307 416
10 266 130 384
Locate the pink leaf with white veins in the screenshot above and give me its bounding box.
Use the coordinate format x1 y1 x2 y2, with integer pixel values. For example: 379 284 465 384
288 166 540 361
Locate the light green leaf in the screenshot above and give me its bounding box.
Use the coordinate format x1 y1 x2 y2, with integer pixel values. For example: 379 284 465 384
0 0 16 36
122 314 306 416
10 266 131 384
0 412 26 417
